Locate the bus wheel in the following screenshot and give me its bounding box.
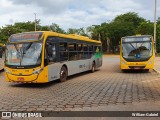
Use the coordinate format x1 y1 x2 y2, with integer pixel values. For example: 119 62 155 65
91 62 96 73
59 66 67 82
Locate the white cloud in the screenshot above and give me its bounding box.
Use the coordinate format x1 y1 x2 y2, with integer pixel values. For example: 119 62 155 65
0 0 160 31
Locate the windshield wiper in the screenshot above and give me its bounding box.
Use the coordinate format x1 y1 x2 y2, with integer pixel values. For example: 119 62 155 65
23 42 33 54
21 42 33 61
13 44 22 66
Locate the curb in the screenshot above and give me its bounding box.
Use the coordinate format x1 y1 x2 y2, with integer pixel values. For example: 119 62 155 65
153 68 160 74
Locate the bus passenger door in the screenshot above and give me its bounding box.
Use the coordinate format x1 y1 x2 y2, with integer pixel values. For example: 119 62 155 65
46 42 60 81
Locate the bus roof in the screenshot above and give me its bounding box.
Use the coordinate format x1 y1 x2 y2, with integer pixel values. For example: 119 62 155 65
9 31 101 44
43 31 101 44
122 35 152 39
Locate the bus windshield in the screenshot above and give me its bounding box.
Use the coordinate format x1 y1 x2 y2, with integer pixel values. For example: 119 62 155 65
5 42 42 67
122 37 152 61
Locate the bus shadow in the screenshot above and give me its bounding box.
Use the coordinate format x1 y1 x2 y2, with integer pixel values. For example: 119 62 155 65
10 80 59 88
67 69 100 80
10 70 99 88
121 69 150 74
0 69 4 73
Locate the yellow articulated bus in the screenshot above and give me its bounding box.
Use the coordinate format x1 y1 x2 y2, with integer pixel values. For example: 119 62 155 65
0 43 5 70
120 35 155 72
5 31 102 83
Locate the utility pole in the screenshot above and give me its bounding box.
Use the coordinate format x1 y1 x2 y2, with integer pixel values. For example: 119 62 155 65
154 0 157 53
34 13 37 31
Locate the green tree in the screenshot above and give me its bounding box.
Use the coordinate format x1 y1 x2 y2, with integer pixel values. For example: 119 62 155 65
67 27 88 36
50 23 65 34
114 12 146 28
136 21 154 35
67 28 78 34
157 21 160 52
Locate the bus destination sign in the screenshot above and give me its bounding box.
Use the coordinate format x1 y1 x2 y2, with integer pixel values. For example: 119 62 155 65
10 32 43 42
123 37 151 43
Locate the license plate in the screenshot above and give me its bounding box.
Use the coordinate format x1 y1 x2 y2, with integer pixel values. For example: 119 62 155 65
134 67 141 70
17 77 24 81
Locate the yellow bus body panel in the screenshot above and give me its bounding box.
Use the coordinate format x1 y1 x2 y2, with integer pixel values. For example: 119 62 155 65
5 66 49 83
120 56 155 70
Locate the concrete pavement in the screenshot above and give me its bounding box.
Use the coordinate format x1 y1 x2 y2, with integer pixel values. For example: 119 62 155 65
154 57 160 74
0 55 160 120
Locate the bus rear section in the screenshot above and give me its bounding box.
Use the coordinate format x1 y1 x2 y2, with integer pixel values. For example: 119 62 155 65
120 35 155 71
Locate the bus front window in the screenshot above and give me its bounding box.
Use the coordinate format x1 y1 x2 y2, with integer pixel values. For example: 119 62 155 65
122 42 152 61
6 42 42 67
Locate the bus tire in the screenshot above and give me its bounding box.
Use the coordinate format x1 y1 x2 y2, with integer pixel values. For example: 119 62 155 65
91 62 96 73
59 66 67 82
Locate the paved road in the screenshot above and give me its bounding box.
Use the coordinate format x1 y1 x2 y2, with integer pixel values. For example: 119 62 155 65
0 55 160 119
154 57 160 73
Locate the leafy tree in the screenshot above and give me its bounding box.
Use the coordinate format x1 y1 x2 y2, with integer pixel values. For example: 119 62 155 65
67 28 79 34
67 27 88 37
157 21 160 52
114 12 146 28
136 21 154 35
40 26 50 31
50 23 65 34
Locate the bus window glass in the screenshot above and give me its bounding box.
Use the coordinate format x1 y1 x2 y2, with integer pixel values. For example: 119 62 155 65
6 42 42 66
88 45 93 58
89 45 93 51
83 44 88 59
46 43 56 62
122 37 152 61
83 44 88 51
69 43 77 60
60 42 67 51
60 42 68 61
77 44 83 60
69 43 76 51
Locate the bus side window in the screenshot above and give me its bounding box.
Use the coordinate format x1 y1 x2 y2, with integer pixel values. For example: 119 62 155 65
77 44 83 60
46 43 57 62
59 42 68 61
69 43 77 60
83 44 88 59
88 45 93 58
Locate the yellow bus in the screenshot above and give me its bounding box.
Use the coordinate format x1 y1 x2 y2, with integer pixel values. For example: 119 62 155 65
4 31 102 83
120 35 154 72
0 43 5 70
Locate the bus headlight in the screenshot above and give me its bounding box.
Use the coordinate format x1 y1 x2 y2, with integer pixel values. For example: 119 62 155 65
148 60 152 65
4 68 11 74
121 60 126 65
32 68 43 74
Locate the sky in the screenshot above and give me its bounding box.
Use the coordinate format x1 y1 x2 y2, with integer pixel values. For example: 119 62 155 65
0 0 160 31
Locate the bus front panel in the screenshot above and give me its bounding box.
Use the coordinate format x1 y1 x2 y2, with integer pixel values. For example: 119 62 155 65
120 35 154 70
5 66 49 83
120 56 154 70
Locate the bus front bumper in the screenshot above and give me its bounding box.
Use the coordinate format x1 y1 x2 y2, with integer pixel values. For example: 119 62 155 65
5 72 48 83
120 60 154 70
